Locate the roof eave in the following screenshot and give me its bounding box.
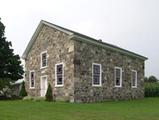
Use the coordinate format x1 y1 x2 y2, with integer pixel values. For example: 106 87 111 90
72 34 148 61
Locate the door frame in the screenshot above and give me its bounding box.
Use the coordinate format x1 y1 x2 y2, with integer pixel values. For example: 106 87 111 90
40 75 48 97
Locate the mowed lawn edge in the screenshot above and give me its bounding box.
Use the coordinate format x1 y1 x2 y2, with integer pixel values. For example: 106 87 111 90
0 98 159 120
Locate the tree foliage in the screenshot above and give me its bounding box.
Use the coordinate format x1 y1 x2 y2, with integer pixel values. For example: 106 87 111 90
0 18 24 95
145 76 158 83
45 84 53 102
19 81 27 97
148 76 158 83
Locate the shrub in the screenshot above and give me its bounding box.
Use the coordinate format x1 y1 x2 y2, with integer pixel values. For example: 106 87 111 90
23 96 34 101
23 96 45 101
19 81 27 97
45 84 53 102
33 97 45 102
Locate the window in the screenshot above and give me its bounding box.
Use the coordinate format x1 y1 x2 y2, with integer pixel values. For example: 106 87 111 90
92 63 102 86
55 63 64 87
115 67 122 87
41 51 47 68
29 70 35 89
131 70 137 88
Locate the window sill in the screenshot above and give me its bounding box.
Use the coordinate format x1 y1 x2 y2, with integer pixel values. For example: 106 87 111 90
114 85 122 88
40 66 47 69
29 87 35 89
132 86 137 88
92 84 102 87
55 85 64 87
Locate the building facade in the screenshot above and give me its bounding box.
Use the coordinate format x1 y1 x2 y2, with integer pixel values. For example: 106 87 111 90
22 20 147 102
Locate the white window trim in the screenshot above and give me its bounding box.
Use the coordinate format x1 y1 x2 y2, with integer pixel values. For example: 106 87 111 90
131 70 137 88
55 62 64 87
40 51 48 69
92 63 102 87
114 67 122 87
29 70 35 89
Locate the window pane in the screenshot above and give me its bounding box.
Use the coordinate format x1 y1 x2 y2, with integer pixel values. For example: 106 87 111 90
42 59 47 67
57 76 62 85
116 69 120 78
116 78 120 86
31 72 34 80
93 65 100 74
57 65 62 74
42 53 46 60
31 79 34 87
93 75 100 84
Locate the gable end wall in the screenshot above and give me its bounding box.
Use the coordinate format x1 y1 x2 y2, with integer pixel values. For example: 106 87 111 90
25 25 75 101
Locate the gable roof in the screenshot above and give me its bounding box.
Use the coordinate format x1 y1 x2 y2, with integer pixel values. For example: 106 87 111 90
22 20 148 60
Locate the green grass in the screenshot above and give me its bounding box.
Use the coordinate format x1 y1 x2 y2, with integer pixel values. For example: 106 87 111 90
1 98 159 120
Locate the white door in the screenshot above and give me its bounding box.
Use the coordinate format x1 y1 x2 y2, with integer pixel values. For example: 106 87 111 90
40 76 48 97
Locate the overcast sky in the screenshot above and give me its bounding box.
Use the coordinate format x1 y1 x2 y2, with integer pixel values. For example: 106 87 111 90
0 0 159 78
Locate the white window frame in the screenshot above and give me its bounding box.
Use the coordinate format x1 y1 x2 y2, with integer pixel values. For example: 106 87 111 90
131 70 137 88
92 63 102 87
40 51 47 69
114 67 122 87
55 62 64 87
29 70 35 89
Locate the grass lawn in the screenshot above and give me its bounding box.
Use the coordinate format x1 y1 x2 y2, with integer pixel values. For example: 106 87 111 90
0 98 159 120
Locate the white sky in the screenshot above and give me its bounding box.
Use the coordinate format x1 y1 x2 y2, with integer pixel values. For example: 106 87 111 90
0 0 159 78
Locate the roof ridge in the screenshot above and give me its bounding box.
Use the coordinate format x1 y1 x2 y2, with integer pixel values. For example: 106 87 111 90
22 20 148 60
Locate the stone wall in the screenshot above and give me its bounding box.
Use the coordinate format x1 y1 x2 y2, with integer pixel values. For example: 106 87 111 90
25 25 74 101
73 39 145 102
25 23 145 103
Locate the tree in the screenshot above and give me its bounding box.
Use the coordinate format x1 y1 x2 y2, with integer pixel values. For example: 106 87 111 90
0 18 24 96
45 84 53 101
148 76 158 83
19 81 27 97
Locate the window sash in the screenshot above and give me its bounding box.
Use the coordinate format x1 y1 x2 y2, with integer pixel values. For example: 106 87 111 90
31 79 34 87
132 70 137 88
115 67 122 87
92 63 101 86
41 52 47 68
42 59 47 67
55 63 63 86
30 71 35 88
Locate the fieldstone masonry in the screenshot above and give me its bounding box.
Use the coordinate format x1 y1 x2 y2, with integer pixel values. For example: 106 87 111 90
74 40 145 102
23 20 147 103
25 25 75 101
